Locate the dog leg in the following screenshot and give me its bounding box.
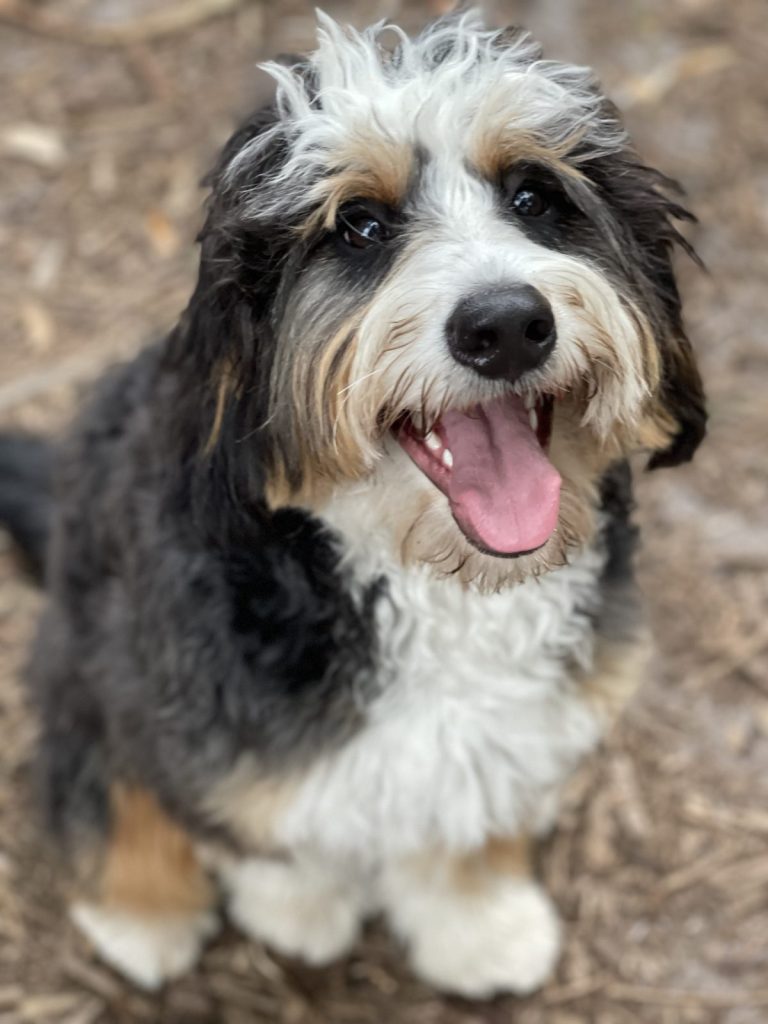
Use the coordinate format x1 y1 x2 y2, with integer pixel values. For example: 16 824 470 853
218 853 365 966
582 632 651 729
71 783 218 990
381 836 560 998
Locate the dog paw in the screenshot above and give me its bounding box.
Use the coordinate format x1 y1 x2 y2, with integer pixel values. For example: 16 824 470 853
71 902 219 990
221 857 362 966
395 877 561 998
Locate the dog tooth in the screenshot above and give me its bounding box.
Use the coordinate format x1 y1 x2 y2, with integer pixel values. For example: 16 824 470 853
523 392 535 411
442 449 453 469
424 430 442 452
528 409 538 432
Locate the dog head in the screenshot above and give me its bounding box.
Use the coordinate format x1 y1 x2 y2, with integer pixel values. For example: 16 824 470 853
188 12 705 588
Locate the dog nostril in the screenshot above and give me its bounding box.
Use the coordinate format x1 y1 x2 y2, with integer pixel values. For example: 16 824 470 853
525 318 554 345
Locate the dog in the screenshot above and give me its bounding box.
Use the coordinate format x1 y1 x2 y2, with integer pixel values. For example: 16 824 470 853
0 10 705 998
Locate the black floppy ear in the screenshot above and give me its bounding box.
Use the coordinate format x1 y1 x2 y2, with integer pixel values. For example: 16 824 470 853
584 150 707 469
647 328 707 469
166 98 298 521
641 212 707 470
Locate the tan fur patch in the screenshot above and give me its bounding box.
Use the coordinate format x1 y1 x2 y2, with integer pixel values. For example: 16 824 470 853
301 136 414 236
639 326 704 462
201 757 293 851
266 316 376 510
637 398 677 453
397 835 534 896
453 835 533 895
582 633 652 728
470 128 587 186
101 784 213 917
204 358 238 455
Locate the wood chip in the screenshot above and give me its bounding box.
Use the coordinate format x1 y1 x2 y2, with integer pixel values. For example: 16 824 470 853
606 982 768 1008
18 300 55 354
0 124 66 169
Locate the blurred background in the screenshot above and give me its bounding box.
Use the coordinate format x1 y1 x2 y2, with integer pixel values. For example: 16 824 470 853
0 1 766 1022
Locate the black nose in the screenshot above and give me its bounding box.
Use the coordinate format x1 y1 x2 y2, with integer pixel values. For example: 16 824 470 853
447 285 556 382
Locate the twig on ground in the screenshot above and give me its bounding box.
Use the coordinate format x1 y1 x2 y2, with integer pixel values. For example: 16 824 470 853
689 631 768 690
606 982 768 1008
543 975 607 1004
682 795 768 837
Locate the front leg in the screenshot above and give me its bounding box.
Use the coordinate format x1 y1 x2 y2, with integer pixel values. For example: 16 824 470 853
217 852 367 966
71 784 219 990
381 836 560 998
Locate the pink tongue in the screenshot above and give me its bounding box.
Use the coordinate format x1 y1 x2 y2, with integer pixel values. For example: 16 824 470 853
441 396 561 555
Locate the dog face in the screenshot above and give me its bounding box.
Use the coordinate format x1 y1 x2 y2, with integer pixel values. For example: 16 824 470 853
195 12 705 588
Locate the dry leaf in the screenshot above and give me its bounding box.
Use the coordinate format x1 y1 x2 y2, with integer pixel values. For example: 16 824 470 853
144 208 181 259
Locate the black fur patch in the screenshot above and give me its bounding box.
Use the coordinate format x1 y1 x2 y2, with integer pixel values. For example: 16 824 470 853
22 348 383 848
595 460 642 645
0 433 54 582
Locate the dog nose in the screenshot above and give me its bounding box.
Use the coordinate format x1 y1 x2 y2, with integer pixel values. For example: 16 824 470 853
447 285 556 382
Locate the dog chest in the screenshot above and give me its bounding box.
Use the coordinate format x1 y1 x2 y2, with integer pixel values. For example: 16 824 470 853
270 545 606 856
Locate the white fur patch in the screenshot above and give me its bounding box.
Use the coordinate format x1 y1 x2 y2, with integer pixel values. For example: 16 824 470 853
268 480 604 858
382 860 561 995
71 902 219 990
219 856 366 966
382 859 561 997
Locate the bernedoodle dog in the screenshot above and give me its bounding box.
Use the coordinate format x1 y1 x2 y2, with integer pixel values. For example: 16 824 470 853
0 11 705 998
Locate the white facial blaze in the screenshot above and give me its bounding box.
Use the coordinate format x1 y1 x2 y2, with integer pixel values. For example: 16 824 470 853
341 155 649 452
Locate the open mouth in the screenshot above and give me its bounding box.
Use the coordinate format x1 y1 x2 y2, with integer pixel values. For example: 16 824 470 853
396 394 561 558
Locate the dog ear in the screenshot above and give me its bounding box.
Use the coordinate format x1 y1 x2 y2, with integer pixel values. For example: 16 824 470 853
638 206 707 470
585 149 707 469
165 98 299 524
646 327 707 469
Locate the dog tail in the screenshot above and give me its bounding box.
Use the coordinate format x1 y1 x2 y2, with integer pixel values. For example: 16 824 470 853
0 433 54 584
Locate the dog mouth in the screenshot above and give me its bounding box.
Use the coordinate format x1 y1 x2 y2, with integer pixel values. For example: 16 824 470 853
396 394 561 557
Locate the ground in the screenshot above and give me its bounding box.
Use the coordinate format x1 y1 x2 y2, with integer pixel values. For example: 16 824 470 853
0 0 766 1021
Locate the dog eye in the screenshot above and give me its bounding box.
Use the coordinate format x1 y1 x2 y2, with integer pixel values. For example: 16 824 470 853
510 183 550 218
337 207 387 249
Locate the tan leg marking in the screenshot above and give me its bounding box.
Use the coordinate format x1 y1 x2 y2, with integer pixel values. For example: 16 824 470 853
101 783 213 916
582 633 652 729
383 835 560 998
200 756 293 851
459 834 532 886
71 784 218 990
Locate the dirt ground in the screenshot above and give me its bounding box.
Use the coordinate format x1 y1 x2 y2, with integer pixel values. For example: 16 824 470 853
0 0 766 1021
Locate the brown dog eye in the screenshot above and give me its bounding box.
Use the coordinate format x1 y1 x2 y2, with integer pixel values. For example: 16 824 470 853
511 185 550 218
337 206 388 249
343 216 383 248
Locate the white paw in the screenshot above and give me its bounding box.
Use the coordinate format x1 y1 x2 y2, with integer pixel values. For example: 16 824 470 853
221 857 362 966
71 902 219 990
391 877 561 998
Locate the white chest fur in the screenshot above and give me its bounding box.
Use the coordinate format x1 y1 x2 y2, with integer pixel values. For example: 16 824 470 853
273 503 606 858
